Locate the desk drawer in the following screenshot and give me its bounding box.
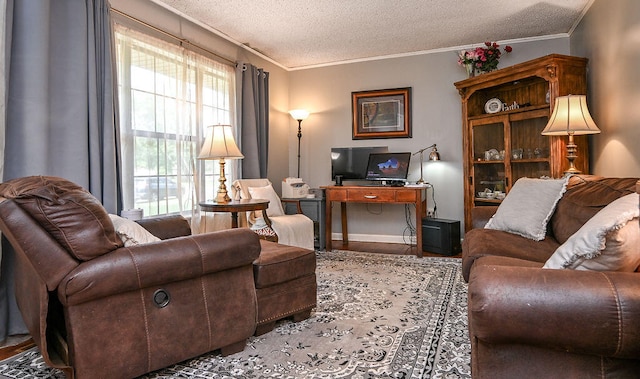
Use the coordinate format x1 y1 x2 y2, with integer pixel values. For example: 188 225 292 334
326 188 347 201
396 189 418 202
347 189 395 202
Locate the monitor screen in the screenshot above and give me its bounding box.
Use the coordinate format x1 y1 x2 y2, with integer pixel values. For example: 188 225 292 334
365 152 411 181
331 146 388 180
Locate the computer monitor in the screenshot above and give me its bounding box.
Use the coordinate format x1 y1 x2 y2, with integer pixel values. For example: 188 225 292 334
364 152 411 184
331 146 388 180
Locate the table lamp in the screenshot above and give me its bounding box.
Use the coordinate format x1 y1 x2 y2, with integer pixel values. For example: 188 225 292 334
289 109 310 178
198 124 244 203
413 144 441 184
541 95 600 174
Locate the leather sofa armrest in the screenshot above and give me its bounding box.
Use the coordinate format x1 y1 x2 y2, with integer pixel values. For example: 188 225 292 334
136 214 192 239
59 228 261 306
469 264 640 359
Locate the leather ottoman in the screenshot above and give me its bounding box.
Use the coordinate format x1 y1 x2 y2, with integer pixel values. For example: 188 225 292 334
253 240 317 335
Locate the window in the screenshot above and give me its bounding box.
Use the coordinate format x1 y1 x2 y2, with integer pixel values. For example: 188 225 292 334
114 25 236 217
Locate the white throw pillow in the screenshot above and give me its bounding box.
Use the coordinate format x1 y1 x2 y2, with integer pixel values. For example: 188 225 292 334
109 214 160 247
485 177 569 241
544 193 640 271
248 184 284 217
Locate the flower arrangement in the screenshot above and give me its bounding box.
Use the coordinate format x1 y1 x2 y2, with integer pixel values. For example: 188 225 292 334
458 42 513 77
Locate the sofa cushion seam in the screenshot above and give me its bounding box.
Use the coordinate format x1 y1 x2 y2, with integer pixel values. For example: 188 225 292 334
601 272 623 356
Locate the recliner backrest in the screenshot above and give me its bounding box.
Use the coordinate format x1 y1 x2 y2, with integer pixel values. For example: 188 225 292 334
0 176 123 261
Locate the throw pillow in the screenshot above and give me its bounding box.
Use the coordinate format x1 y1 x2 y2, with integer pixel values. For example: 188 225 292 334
109 214 161 247
543 193 640 271
485 177 569 241
248 184 285 217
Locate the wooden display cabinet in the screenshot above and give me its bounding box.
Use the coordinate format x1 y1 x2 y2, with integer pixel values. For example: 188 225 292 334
454 54 590 231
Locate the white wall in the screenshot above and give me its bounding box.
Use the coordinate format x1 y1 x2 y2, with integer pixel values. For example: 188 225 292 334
571 0 640 177
290 38 570 240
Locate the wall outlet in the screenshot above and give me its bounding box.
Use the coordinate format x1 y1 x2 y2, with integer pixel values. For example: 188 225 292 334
427 208 435 218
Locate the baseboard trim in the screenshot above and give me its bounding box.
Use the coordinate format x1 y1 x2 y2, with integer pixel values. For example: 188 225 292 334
331 233 416 245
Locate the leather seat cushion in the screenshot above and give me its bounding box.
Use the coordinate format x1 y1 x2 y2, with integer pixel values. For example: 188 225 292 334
254 240 316 288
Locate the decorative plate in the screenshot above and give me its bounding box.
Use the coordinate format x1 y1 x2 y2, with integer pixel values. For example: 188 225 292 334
484 98 503 114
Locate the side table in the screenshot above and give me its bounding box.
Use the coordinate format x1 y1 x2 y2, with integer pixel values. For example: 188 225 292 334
199 199 270 229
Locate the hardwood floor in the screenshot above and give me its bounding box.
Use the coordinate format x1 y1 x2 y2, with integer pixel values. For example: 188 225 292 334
0 241 459 362
0 336 34 360
329 240 462 258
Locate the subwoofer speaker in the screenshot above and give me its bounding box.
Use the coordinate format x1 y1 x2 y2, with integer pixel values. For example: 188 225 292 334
422 218 461 256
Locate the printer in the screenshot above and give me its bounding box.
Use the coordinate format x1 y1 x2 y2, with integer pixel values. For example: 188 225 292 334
282 177 310 198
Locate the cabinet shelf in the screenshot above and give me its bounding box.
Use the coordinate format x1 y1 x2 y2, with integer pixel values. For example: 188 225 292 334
468 104 549 121
455 54 590 232
474 198 503 204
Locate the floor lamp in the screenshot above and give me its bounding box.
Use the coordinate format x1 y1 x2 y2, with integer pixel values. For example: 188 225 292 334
197 125 244 203
289 109 310 178
541 95 600 174
413 144 441 184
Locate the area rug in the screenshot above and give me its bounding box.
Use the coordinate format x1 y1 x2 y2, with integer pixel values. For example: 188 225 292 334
0 251 470 379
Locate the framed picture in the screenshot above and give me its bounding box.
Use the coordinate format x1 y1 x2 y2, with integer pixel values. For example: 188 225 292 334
352 87 412 139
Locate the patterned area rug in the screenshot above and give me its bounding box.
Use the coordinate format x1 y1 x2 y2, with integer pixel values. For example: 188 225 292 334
0 251 470 379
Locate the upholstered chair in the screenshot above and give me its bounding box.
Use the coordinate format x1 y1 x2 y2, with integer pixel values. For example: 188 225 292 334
231 178 314 250
0 176 261 379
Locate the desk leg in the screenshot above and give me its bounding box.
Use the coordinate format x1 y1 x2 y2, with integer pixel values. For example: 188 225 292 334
325 201 333 251
230 212 239 228
340 202 348 244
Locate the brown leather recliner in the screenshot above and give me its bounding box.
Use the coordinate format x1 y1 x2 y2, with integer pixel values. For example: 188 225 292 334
0 176 261 379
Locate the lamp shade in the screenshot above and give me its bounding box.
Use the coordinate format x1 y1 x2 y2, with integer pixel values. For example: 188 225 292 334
541 95 601 136
197 125 244 160
428 145 441 161
289 109 310 121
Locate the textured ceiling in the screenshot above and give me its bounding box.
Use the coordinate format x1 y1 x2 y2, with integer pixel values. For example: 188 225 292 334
152 0 592 70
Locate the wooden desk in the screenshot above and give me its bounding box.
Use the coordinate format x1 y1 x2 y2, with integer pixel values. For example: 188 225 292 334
323 186 427 257
199 199 269 228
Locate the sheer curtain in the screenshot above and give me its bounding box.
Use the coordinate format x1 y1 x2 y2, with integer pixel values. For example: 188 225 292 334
1 0 120 341
114 24 236 233
237 63 269 178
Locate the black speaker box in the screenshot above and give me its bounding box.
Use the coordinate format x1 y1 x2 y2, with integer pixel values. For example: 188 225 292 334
422 218 461 256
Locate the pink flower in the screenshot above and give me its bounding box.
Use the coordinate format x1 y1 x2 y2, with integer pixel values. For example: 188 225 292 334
457 42 514 74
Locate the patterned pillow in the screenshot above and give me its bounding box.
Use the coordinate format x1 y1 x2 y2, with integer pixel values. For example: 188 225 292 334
253 225 278 239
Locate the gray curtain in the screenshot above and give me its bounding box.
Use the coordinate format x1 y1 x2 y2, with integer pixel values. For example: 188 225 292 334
0 0 120 340
237 63 269 178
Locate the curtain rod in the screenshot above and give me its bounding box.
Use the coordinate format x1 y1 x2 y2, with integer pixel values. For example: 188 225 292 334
109 7 237 66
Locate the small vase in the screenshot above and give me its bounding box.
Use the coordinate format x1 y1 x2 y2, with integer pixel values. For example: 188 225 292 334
465 63 475 78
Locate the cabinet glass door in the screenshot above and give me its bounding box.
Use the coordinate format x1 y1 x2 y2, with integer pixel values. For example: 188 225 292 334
471 119 506 204
509 109 550 182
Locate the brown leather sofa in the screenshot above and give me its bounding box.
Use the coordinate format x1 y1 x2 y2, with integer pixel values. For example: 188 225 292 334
462 175 640 378
0 176 261 379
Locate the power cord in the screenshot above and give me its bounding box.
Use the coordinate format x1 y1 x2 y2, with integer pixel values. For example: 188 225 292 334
403 183 438 247
430 184 438 218
403 204 416 246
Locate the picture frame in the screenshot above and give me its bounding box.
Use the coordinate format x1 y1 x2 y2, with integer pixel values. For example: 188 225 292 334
352 87 412 139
